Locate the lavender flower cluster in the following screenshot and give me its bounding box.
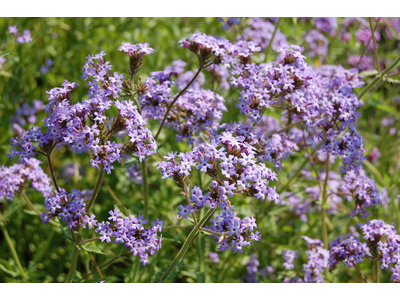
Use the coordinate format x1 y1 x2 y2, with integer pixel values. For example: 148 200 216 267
283 236 329 283
8 47 157 174
330 220 400 282
96 209 163 265
41 189 89 230
11 100 46 127
329 235 369 269
8 25 32 44
0 158 52 201
340 170 381 218
0 57 6 70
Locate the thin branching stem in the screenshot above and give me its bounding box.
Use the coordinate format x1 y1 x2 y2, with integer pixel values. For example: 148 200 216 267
359 56 400 99
375 259 380 283
0 213 25 277
142 160 149 220
154 66 203 141
88 251 104 281
65 238 80 283
87 166 104 212
321 155 330 250
21 190 59 227
159 208 217 283
103 179 130 216
265 17 283 61
78 251 131 282
369 18 381 74
352 262 367 283
46 154 60 193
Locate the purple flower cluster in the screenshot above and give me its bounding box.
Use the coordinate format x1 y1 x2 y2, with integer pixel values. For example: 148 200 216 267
179 32 262 68
304 29 329 60
314 18 338 36
355 28 381 52
0 158 52 201
0 57 6 70
207 204 261 254
238 18 287 52
118 42 154 56
282 249 297 270
41 189 90 230
113 99 157 163
282 236 328 283
287 65 365 173
126 164 143 184
96 209 163 265
8 25 32 44
340 18 369 42
157 126 279 203
340 169 381 218
348 55 374 72
243 255 260 283
40 59 54 75
165 89 227 143
11 100 46 127
302 236 329 283
329 235 369 269
208 251 220 263
138 61 226 142
9 49 157 174
230 44 308 122
359 220 400 281
219 17 240 31
331 220 400 282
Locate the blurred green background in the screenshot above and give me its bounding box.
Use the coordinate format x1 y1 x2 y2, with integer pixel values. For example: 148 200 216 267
1 17 400 283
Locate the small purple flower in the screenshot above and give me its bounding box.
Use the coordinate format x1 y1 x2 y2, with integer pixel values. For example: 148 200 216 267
177 204 193 220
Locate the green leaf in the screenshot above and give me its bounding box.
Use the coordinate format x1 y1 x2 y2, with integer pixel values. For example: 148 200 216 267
58 218 74 244
23 209 39 216
123 157 140 168
80 243 105 255
153 260 184 283
375 104 400 120
364 160 389 189
267 205 289 216
0 259 19 277
359 70 378 77
384 77 400 84
0 50 11 57
3 201 24 221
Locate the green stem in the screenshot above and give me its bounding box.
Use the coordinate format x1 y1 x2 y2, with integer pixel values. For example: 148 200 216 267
131 258 140 283
196 169 205 282
104 180 130 216
65 242 80 283
78 251 131 282
159 208 217 283
375 259 380 283
265 17 283 61
21 191 59 227
269 115 324 138
87 166 104 212
79 237 101 245
0 214 25 277
322 155 330 250
278 150 317 194
154 66 203 141
357 21 379 70
369 18 381 74
359 56 400 99
353 262 367 283
142 160 149 220
46 154 60 193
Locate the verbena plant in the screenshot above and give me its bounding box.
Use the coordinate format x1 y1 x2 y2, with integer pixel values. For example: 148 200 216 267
1 17 400 283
